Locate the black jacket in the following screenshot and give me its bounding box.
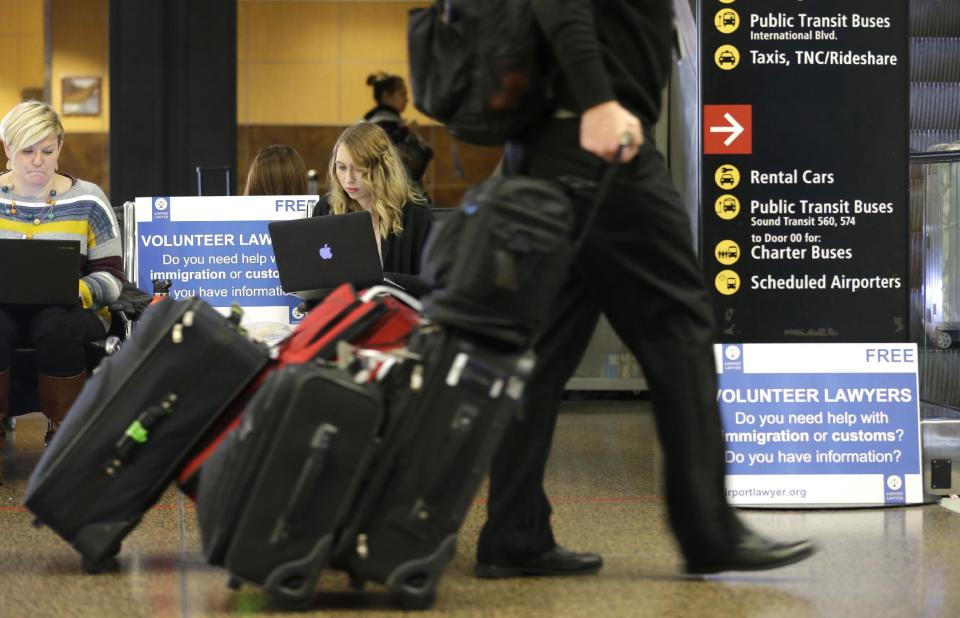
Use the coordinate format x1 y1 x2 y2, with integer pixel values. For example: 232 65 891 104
363 105 405 142
312 196 435 297
532 0 674 128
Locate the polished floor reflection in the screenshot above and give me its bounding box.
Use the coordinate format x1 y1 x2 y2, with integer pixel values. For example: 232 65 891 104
2 401 960 617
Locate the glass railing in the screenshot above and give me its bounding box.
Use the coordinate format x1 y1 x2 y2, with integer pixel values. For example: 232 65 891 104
910 151 960 414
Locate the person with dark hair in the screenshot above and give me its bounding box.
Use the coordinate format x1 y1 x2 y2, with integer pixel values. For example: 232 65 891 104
473 0 816 579
0 100 124 447
364 72 408 130
363 72 433 192
313 122 433 296
243 144 309 196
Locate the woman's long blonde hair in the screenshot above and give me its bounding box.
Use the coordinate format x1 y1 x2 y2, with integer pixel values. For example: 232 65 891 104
327 123 420 238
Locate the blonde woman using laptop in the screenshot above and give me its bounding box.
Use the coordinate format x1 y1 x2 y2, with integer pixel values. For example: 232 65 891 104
312 122 434 297
0 100 123 447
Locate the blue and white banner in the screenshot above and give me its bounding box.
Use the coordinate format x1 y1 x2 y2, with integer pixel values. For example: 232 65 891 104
133 196 316 324
715 343 922 506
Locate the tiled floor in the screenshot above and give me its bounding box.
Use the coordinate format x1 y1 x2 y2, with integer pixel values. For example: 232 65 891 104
2 401 960 617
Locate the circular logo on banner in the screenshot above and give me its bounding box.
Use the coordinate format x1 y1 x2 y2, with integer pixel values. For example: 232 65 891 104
715 45 741 70
715 9 740 34
714 194 741 219
715 240 741 265
291 305 305 320
154 198 168 211
715 164 741 190
715 270 741 295
724 345 741 361
887 475 903 491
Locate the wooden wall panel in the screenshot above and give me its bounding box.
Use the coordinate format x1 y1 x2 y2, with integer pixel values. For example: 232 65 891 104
238 124 343 195
53 124 502 207
60 132 110 200
237 124 502 207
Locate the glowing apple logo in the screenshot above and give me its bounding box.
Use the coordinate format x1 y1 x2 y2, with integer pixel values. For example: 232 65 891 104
319 243 333 260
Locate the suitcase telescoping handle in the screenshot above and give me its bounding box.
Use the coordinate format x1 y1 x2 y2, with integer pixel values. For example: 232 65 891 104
270 423 339 545
570 138 629 255
360 285 423 312
104 393 179 476
406 354 506 526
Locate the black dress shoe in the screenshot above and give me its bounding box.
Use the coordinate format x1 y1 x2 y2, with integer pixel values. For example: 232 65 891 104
475 545 604 579
686 531 816 575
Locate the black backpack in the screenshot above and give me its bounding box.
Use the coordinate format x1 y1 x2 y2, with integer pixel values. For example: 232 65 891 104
419 176 576 349
408 0 549 146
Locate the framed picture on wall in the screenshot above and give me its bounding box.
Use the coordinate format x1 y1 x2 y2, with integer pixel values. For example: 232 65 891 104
61 76 102 116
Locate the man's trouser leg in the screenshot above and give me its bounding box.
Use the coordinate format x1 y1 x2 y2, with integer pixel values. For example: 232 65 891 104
476 271 601 563
521 120 739 560
577 138 740 560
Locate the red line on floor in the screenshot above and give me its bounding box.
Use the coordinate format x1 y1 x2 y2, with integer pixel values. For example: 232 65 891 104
472 496 662 505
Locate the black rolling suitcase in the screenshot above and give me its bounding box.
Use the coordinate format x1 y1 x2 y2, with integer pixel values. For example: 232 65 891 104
330 327 533 609
196 327 530 609
24 298 268 572
197 363 386 605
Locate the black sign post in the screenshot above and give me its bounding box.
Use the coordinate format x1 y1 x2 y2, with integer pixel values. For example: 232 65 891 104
699 0 909 343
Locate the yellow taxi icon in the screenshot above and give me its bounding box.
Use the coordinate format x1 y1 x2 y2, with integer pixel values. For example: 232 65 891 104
714 164 740 190
715 9 739 34
714 194 740 220
715 270 741 295
715 45 740 70
714 240 741 266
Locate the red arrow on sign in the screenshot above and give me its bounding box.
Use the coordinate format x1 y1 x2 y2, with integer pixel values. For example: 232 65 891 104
704 105 752 154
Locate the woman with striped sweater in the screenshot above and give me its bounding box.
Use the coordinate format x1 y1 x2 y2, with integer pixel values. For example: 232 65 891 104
0 101 124 447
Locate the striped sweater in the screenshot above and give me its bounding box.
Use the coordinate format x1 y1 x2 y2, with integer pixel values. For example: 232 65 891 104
0 178 124 325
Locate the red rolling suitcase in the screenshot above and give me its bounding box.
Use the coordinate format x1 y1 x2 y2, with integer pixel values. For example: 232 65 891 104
175 284 421 496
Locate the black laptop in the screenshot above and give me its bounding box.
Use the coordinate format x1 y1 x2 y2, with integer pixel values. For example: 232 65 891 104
268 211 384 300
0 238 81 305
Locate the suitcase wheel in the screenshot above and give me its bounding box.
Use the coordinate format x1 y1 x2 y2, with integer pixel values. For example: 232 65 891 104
227 576 242 590
81 555 120 574
398 588 436 611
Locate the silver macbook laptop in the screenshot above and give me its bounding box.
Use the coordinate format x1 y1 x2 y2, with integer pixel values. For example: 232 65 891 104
0 238 81 305
269 211 384 300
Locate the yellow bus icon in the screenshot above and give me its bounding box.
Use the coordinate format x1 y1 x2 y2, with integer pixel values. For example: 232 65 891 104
715 9 739 34
715 270 741 295
714 194 740 220
715 240 741 265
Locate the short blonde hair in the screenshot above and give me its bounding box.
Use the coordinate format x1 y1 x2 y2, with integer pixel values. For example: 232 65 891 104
327 123 420 238
0 100 64 154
